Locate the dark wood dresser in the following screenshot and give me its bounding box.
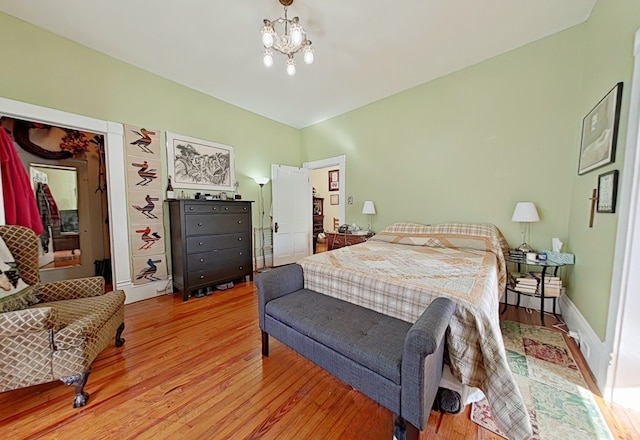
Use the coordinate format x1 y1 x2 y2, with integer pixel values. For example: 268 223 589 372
168 200 253 301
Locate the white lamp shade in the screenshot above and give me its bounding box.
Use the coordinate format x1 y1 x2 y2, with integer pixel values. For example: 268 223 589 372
254 177 269 185
362 201 376 215
512 202 540 222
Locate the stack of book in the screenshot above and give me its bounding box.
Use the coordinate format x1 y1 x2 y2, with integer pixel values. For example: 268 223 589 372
508 272 563 297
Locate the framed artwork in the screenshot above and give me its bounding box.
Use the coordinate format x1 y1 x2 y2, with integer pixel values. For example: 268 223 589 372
328 169 339 191
578 82 623 175
330 194 339 205
166 131 235 191
597 170 619 213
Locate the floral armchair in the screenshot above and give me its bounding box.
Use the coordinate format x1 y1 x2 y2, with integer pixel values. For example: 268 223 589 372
0 225 125 407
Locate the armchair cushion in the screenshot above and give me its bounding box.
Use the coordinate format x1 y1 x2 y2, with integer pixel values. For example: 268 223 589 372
0 235 39 312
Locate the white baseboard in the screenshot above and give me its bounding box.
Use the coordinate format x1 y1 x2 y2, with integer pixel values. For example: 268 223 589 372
501 292 610 392
117 277 174 304
559 295 610 391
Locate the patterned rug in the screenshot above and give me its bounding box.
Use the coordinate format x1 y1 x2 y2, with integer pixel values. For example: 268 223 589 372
471 321 613 440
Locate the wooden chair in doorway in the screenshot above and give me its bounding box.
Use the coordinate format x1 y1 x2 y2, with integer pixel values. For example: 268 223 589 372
333 217 340 232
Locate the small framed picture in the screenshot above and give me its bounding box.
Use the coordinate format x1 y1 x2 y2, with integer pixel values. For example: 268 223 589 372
328 169 339 192
597 170 619 213
330 194 339 205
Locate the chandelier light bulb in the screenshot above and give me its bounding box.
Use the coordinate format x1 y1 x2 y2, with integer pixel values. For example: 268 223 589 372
286 58 296 76
290 20 303 46
303 45 314 65
261 22 274 48
262 49 273 68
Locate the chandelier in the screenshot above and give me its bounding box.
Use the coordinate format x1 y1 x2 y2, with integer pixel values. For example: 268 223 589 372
261 0 315 76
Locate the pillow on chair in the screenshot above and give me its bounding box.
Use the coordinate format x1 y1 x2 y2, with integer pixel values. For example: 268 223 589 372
0 235 39 312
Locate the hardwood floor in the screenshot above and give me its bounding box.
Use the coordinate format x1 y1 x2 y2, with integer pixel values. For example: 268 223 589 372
1 280 638 439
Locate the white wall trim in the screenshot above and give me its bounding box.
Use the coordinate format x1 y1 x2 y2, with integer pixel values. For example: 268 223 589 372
303 154 346 224
0 97 168 304
601 27 640 404
561 295 610 390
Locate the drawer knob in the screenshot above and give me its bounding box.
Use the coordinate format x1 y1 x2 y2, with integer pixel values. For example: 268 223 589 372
199 242 203 246
237 220 242 224
200 275 205 279
239 251 243 256
189 207 194 211
238 237 242 241
198 222 203 226
239 266 243 270
199 258 204 262
225 207 229 210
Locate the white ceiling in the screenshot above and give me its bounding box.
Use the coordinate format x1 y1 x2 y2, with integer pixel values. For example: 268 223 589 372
0 0 595 128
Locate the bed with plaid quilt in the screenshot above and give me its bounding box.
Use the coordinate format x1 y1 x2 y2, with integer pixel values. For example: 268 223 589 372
298 222 532 440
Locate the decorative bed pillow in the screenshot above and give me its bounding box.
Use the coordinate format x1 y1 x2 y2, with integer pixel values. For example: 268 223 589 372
0 236 39 312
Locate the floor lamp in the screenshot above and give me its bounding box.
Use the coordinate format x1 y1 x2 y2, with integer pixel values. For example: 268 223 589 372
254 177 270 270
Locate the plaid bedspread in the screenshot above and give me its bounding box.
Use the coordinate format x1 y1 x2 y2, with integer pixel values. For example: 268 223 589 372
299 223 532 440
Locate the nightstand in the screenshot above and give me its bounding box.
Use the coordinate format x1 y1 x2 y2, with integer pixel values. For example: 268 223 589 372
325 231 374 250
501 254 570 325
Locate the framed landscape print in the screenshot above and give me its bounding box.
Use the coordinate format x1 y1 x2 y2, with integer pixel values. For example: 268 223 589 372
597 170 619 213
166 131 235 191
578 82 623 175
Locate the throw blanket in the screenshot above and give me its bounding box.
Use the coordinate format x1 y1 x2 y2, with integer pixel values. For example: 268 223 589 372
299 222 532 440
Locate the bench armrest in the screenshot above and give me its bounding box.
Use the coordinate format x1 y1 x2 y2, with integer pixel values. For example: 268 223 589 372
401 297 456 430
255 264 304 330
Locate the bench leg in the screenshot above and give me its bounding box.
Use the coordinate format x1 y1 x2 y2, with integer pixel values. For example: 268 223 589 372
261 330 269 356
394 415 419 440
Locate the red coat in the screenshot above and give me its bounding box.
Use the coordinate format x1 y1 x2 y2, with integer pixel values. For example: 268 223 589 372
0 127 44 235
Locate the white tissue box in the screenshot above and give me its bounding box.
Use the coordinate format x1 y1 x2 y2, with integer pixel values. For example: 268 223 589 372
542 251 575 265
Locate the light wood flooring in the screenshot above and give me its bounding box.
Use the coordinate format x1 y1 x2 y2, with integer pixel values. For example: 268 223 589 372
1 280 638 439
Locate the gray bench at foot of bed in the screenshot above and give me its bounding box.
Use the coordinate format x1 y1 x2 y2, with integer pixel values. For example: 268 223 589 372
256 264 456 440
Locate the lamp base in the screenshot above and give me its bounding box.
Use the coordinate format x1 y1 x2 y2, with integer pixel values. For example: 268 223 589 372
517 242 535 253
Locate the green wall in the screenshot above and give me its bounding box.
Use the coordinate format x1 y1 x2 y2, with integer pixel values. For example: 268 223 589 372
302 2 640 340
0 12 299 220
567 0 640 338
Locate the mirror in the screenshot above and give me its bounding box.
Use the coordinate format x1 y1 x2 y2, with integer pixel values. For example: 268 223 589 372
30 164 81 269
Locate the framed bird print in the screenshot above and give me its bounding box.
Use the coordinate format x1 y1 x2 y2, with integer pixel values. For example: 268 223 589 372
166 131 236 191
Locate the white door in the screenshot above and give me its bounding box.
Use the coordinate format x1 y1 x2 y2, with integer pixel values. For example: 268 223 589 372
271 164 312 266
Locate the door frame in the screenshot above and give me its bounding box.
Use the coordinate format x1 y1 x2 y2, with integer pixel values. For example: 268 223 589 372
603 27 640 408
0 97 165 304
303 155 346 225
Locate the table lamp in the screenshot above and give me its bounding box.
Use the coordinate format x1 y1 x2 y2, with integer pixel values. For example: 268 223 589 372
362 200 376 232
511 202 540 252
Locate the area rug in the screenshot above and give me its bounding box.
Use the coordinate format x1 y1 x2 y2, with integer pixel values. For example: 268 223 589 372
471 321 613 440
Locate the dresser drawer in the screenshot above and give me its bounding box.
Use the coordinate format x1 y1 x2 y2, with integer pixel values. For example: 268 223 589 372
185 214 250 235
183 202 251 214
187 247 251 271
186 232 249 253
187 260 252 286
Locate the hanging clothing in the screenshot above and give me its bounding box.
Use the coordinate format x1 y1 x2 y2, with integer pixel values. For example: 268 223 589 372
0 127 44 235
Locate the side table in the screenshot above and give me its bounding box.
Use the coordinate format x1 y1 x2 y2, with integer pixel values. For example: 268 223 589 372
502 255 569 326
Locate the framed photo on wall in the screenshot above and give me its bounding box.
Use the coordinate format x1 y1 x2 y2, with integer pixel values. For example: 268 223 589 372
330 194 339 205
597 170 619 213
166 131 235 191
328 169 339 191
578 82 623 175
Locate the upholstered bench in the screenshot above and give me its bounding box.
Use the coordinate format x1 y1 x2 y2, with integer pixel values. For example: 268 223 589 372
256 264 455 440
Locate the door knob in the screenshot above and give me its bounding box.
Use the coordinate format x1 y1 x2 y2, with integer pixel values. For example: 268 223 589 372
274 222 279 233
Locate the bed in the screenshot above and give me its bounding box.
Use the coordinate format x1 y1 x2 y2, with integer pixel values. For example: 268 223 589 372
298 222 532 440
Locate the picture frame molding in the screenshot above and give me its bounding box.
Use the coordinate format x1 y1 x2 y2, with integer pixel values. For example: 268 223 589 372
166 131 235 191
578 82 624 175
597 169 619 213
